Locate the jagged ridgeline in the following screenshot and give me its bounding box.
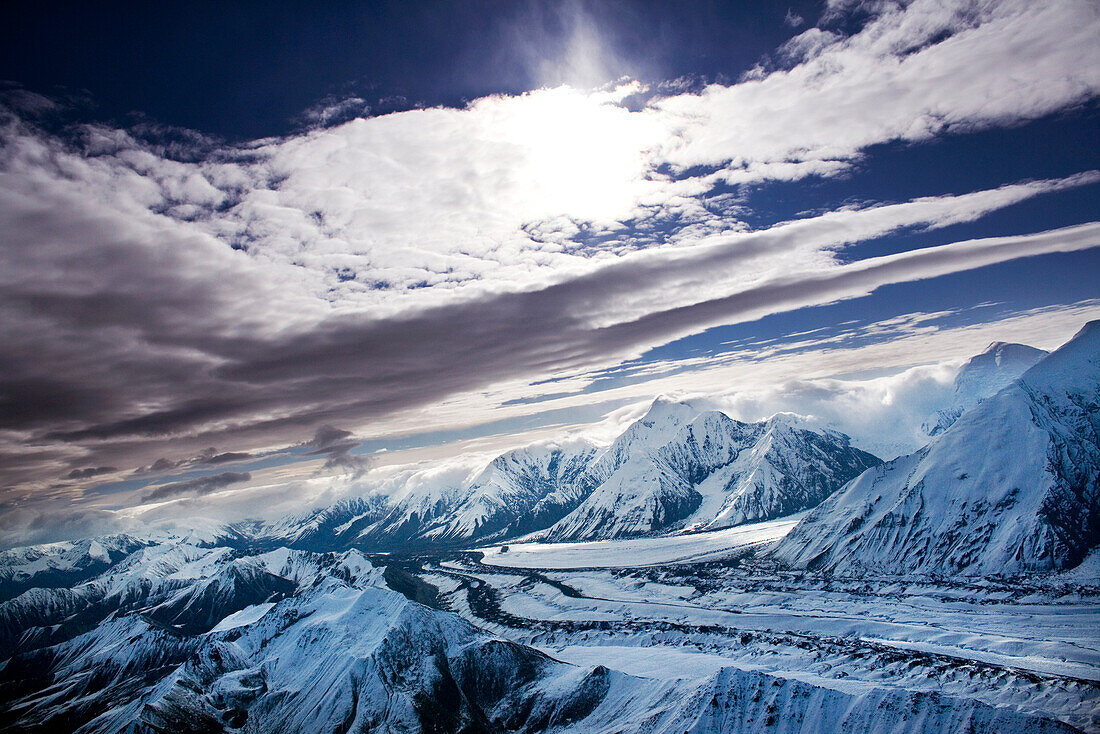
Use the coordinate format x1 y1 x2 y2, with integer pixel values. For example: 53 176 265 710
202 401 880 553
772 321 1100 576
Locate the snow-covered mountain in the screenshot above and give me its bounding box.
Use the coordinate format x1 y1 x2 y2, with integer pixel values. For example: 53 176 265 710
0 535 148 603
358 440 601 548
772 321 1100 577
922 340 1048 437
226 400 877 550
1 401 872 568
535 400 880 542
226 495 390 551
0 539 1075 733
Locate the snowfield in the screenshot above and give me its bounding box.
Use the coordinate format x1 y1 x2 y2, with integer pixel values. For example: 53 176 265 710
425 553 1100 730
478 513 804 569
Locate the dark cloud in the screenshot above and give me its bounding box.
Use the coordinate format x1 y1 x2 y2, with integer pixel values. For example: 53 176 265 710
303 426 369 475
203 450 253 465
66 466 117 479
0 504 122 549
2 151 1093 497
305 425 354 450
142 471 253 502
139 448 255 475
23 510 117 547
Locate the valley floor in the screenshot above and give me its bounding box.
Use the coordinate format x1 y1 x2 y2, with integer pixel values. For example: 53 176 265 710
396 519 1100 731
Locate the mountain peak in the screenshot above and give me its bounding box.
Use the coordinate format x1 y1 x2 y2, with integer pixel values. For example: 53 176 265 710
773 320 1100 576
643 396 699 421
970 341 1047 369
1070 318 1100 343
763 412 807 428
1019 319 1100 391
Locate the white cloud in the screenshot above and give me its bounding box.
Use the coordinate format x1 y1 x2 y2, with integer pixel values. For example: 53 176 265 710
656 0 1100 174
784 9 806 29
1 0 1099 538
5 0 1095 320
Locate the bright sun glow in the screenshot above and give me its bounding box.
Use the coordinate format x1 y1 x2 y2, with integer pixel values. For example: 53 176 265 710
489 83 666 225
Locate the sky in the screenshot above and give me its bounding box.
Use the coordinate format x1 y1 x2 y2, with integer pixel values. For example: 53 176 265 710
1 0 1098 545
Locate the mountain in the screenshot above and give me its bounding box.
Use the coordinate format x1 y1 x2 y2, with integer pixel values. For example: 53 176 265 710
923 341 1048 437
535 401 880 542
241 399 878 550
772 321 1100 577
0 535 149 603
0 540 1074 733
357 440 600 548
228 495 390 551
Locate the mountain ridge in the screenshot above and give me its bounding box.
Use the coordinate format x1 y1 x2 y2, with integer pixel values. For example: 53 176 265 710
771 321 1100 577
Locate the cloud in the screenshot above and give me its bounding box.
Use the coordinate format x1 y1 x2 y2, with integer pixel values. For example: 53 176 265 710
66 466 117 479
140 448 255 474
498 0 636 90
656 0 1100 176
296 96 371 129
141 471 253 502
0 0 1097 524
0 154 1095 494
303 425 370 475
0 507 123 549
716 363 960 460
784 9 805 28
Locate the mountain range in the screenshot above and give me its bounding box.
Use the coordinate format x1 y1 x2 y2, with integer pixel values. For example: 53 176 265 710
0 542 1078 733
213 401 881 552
1 326 1097 732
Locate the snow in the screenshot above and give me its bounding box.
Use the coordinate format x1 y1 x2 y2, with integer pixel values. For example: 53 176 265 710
1061 548 1100 583
535 403 874 542
209 602 276 632
3 331 1098 733
86 540 109 563
542 644 741 680
772 321 1100 576
923 341 1048 436
541 645 883 697
479 513 803 568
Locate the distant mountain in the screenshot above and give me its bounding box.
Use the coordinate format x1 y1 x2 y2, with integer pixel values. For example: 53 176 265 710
772 321 1100 577
922 341 1048 437
227 495 390 551
535 401 880 542
357 440 601 548
2 404 872 565
349 399 878 547
0 535 148 603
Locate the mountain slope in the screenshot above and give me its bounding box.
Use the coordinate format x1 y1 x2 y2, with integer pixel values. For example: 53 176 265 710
0 542 1075 734
923 340 1048 437
0 535 148 603
538 402 879 542
357 440 601 548
772 321 1100 577
233 495 390 551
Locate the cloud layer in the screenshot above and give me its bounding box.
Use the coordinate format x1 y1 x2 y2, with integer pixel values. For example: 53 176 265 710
0 0 1098 532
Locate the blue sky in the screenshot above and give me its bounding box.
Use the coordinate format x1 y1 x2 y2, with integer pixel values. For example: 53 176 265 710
2 1 824 139
1 0 1098 543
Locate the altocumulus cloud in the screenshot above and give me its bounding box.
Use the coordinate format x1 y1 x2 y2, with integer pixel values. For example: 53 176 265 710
0 0 1098 507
